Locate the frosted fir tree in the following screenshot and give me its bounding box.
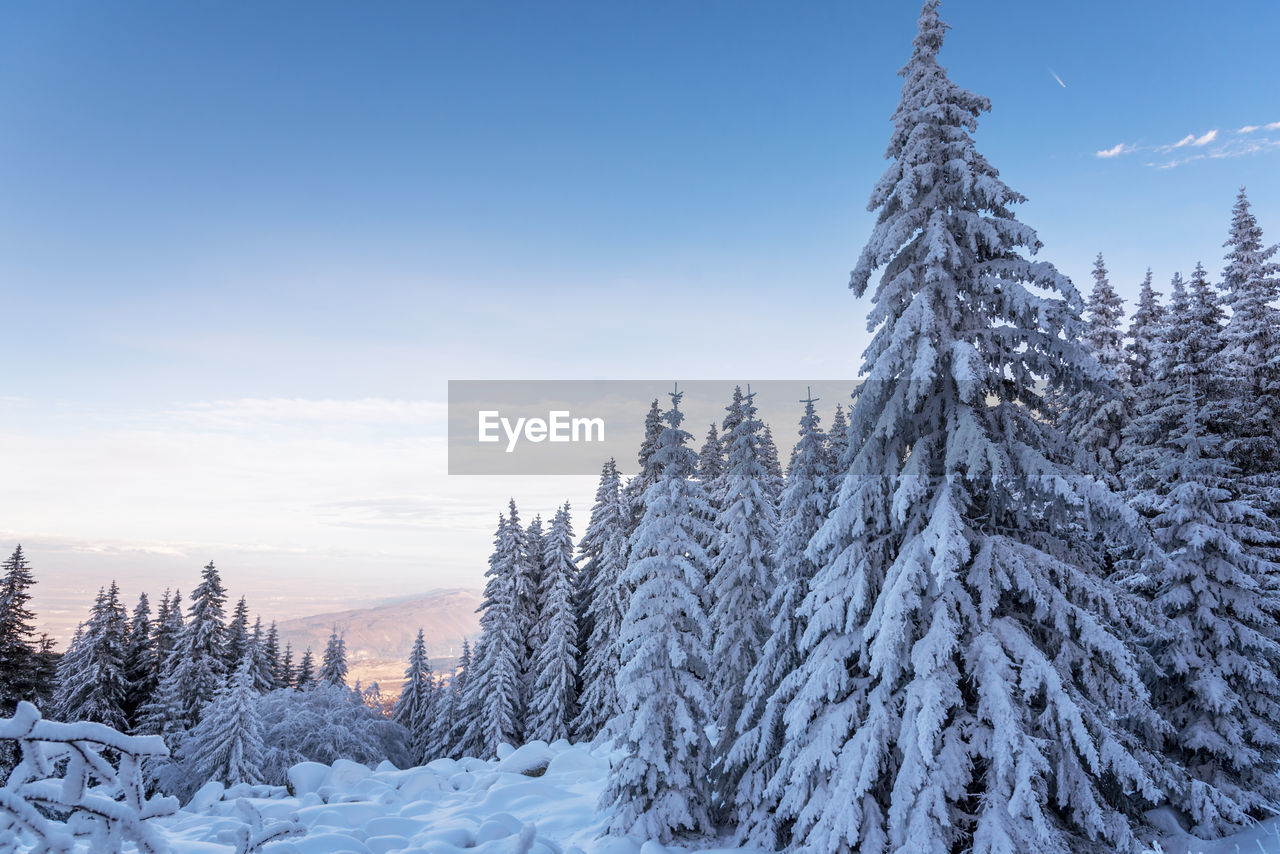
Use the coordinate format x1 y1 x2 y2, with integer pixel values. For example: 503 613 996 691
296 647 315 689
1126 270 1164 395
319 628 348 687
707 387 778 815
827 402 849 474
729 391 833 849
1122 273 1187 499
531 503 579 743
53 583 128 730
623 399 665 538
1059 253 1130 481
150 589 183 683
184 654 264 787
445 638 474 758
697 424 726 485
778 5 1166 852
0 545 40 711
601 387 716 844
225 596 251 672
171 561 229 726
121 593 156 729
758 423 785 502
247 617 275 693
1124 261 1280 835
279 642 295 689
523 513 548 705
262 621 283 689
572 459 630 741
394 628 436 762
462 512 527 756
1216 188 1280 512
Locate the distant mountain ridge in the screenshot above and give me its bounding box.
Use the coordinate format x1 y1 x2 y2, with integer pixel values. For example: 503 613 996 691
275 588 482 665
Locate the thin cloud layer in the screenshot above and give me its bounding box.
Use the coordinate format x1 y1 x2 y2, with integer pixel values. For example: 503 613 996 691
1096 121 1280 168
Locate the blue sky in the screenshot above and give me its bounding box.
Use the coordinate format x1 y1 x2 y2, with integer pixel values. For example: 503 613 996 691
2 1 1279 637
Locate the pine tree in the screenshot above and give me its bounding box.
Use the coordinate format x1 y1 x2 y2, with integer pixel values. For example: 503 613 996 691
320 627 348 687
729 391 833 848
523 513 548 708
151 589 184 682
184 654 264 787
601 387 715 843
296 647 315 689
707 387 778 815
531 503 579 743
1060 253 1129 481
394 628 436 762
171 562 229 727
758 422 785 502
445 638 474 758
122 592 156 728
572 459 630 741
1124 257 1280 835
263 621 283 689
827 402 849 473
623 399 665 537
697 424 726 484
0 545 40 712
1127 270 1164 394
279 642 296 689
248 617 275 693
1217 188 1280 521
53 583 128 729
462 511 527 756
225 596 251 673
777 6 1165 851
133 590 187 739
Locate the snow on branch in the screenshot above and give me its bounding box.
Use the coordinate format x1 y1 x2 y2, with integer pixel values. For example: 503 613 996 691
0 701 178 854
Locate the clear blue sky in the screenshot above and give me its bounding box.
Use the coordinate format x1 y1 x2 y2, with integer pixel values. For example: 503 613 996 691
3 1 1278 635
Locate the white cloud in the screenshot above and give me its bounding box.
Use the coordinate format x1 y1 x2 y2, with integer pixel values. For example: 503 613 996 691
1238 125 1260 134
1096 142 1131 158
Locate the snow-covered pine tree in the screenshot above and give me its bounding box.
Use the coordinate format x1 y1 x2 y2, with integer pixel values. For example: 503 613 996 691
601 387 716 844
707 387 778 817
729 390 833 849
150 589 183 683
445 638 474 758
1216 188 1280 520
184 653 264 787
53 582 128 729
1122 273 1186 499
0 545 40 712
1126 270 1164 395
279 642 295 689
1123 253 1280 836
171 562 229 727
531 503 578 743
777 5 1165 851
827 402 849 473
758 423 785 502
523 513 548 709
394 628 436 762
461 512 526 756
698 424 726 485
225 596 250 673
121 593 156 729
296 647 316 689
572 459 630 741
320 628 348 687
248 617 275 693
622 399 665 538
1059 253 1130 481
263 621 283 689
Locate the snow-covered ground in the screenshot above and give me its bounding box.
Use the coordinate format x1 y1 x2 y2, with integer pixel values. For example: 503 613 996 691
46 739 1280 854
153 740 766 854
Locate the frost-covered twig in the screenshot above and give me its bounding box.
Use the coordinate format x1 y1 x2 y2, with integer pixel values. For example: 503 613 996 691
0 702 178 854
